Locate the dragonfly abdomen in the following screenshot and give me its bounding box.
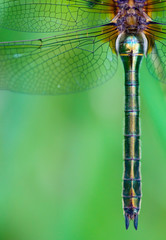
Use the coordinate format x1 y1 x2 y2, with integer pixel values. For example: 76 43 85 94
123 75 141 230
117 32 147 230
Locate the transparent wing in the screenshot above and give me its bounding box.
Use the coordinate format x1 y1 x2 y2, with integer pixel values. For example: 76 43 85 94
145 0 166 23
0 25 118 94
0 0 116 33
146 41 166 83
145 23 166 83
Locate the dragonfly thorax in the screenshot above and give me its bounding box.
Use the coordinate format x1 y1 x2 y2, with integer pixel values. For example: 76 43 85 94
116 32 147 55
115 0 148 33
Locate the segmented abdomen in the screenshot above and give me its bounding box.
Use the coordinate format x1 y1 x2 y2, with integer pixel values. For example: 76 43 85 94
123 71 141 226
118 32 146 230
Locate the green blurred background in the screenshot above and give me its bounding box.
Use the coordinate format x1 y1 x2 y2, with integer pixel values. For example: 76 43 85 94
0 24 166 239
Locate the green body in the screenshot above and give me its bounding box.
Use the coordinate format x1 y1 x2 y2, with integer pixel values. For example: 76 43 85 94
118 33 147 228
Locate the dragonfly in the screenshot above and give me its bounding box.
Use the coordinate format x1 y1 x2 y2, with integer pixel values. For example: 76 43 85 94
0 0 166 230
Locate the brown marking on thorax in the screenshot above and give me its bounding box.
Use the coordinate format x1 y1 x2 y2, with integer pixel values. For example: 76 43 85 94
128 0 134 8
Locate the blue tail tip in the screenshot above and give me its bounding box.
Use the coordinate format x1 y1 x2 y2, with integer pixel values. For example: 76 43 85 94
125 214 130 230
125 213 138 230
134 214 138 230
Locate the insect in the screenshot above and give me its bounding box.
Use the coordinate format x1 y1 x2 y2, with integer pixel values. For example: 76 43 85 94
0 0 166 230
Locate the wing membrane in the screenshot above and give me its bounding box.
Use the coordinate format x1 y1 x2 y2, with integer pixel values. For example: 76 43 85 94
146 41 166 83
145 23 166 83
0 0 116 33
145 0 166 23
0 25 118 94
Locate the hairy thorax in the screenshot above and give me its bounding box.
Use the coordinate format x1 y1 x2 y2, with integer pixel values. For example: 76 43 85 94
114 0 150 33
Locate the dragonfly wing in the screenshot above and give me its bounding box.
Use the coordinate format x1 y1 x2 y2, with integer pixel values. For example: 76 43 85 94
145 21 166 83
0 0 115 33
146 41 166 83
0 26 118 94
146 0 166 23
